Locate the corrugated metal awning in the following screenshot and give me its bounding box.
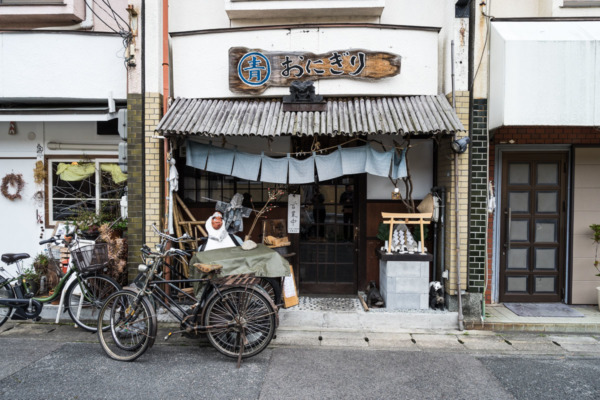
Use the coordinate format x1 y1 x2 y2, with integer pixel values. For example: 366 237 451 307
156 95 464 137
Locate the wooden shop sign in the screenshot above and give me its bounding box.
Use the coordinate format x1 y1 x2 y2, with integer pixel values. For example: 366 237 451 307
229 46 401 94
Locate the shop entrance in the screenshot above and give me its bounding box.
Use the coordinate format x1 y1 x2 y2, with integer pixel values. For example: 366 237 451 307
298 177 359 294
499 152 568 302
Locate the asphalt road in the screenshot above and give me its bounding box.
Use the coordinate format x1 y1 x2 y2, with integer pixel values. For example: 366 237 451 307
1 322 599 400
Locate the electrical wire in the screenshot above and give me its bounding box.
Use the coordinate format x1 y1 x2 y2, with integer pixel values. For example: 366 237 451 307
101 0 131 30
92 0 124 32
84 1 119 34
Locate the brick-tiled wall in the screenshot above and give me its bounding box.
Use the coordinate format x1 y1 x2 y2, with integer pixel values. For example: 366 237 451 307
439 91 470 296
144 93 163 249
487 126 600 303
127 94 144 281
468 99 488 295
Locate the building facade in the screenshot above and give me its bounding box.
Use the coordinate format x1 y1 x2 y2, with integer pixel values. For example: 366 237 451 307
0 1 130 273
469 0 600 307
147 0 473 316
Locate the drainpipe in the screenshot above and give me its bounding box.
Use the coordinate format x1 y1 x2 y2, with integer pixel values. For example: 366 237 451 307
36 0 94 30
451 39 465 331
162 0 171 232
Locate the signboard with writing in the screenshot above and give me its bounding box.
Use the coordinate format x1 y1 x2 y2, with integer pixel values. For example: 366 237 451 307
287 194 300 234
229 47 401 94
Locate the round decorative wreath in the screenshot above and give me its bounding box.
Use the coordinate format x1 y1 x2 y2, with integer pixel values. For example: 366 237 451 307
1 173 25 201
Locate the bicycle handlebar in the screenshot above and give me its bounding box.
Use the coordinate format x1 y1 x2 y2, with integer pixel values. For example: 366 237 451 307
39 238 56 245
151 224 191 243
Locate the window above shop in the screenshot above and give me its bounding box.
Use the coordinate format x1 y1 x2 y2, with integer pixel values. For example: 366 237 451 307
225 0 385 20
0 0 84 28
562 0 600 7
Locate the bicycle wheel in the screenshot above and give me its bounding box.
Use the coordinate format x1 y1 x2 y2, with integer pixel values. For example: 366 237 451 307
97 290 156 362
65 274 121 332
257 277 282 305
0 281 15 327
203 286 276 359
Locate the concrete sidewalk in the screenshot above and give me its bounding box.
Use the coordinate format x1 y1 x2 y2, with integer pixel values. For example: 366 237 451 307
36 298 600 335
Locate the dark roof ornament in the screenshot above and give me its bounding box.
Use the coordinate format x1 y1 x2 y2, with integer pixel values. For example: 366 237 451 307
282 81 326 112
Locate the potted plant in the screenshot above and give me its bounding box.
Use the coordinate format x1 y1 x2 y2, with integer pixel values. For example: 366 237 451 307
70 209 101 240
22 266 41 295
591 224 600 310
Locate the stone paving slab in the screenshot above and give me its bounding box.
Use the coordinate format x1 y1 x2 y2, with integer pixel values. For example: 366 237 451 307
459 336 516 352
271 330 322 347
411 333 465 350
319 331 370 348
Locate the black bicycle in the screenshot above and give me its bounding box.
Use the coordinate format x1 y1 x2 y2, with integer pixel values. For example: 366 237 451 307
0 231 121 332
97 227 278 365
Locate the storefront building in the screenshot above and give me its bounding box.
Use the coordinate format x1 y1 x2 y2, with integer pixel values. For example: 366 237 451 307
470 1 600 308
0 2 129 266
144 0 473 313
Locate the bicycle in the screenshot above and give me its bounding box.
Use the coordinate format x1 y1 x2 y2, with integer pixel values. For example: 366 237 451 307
0 230 121 332
97 227 278 366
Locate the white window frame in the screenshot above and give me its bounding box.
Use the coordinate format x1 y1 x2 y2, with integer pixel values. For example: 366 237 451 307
47 157 123 226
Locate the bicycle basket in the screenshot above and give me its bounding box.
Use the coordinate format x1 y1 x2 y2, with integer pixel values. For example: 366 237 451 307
70 243 110 273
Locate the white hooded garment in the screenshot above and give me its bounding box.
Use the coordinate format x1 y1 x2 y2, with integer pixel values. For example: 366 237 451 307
203 212 237 251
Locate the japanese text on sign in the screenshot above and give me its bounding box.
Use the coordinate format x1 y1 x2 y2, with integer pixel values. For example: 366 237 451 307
287 194 300 234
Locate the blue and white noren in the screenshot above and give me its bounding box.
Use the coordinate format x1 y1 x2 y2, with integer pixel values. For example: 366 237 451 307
238 52 271 86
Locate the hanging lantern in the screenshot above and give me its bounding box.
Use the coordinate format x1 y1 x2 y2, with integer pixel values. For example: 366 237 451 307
391 187 401 200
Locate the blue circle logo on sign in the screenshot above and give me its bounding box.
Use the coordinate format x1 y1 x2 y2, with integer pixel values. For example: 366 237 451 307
237 52 271 86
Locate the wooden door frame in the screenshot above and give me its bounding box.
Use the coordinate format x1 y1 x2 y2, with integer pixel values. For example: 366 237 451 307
497 149 569 303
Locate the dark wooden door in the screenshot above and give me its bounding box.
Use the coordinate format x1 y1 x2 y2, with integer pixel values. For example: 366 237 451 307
499 152 568 302
298 177 359 294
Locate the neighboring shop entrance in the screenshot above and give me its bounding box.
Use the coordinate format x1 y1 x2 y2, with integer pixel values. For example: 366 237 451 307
499 152 568 302
297 176 359 294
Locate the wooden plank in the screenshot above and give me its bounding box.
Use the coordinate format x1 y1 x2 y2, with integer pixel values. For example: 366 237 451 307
230 47 402 94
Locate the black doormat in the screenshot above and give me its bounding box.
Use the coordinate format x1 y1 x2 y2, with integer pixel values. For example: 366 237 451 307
504 303 584 318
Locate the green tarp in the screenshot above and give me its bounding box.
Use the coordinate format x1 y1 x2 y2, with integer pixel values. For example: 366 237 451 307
189 244 290 296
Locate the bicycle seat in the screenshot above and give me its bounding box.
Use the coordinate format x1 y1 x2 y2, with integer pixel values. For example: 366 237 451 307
193 263 223 274
1 253 30 264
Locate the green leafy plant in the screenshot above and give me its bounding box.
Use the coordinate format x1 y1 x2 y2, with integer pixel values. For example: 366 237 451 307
377 222 390 242
591 224 600 276
22 266 40 284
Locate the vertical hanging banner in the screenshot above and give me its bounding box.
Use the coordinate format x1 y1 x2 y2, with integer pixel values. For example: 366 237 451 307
287 194 301 234
230 47 401 94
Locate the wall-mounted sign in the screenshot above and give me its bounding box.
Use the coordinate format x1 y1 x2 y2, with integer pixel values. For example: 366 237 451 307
229 47 401 94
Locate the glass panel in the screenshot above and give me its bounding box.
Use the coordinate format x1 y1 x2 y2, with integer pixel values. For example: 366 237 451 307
507 277 528 292
318 264 335 282
509 192 529 213
509 163 529 185
535 276 556 293
537 163 558 185
535 221 557 242
535 248 557 270
510 220 529 242
536 192 558 213
337 264 354 282
508 248 529 270
183 190 196 203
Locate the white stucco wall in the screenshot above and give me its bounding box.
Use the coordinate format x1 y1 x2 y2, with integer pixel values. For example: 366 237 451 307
171 27 439 98
489 21 600 128
0 32 127 101
473 0 600 100
572 147 600 304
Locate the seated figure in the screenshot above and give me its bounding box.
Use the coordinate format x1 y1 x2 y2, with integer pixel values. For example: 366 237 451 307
199 211 242 251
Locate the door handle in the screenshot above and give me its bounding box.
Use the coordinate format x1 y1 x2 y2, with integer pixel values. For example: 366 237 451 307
504 208 511 251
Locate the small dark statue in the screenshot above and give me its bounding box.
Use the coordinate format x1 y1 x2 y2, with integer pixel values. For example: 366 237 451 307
366 281 384 308
429 281 445 310
283 81 323 103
